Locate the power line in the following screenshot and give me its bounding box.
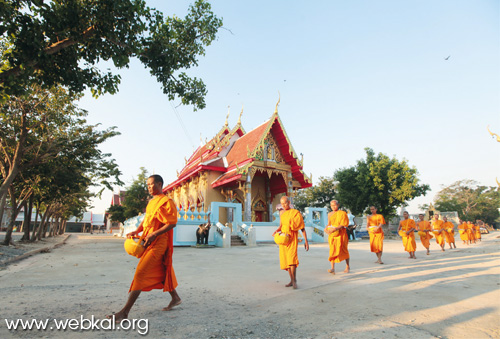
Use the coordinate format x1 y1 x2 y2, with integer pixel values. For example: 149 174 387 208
169 101 195 149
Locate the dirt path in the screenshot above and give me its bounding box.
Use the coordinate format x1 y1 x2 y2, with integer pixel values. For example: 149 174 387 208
0 232 499 338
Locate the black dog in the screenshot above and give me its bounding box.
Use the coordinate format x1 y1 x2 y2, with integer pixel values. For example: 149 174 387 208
347 225 356 241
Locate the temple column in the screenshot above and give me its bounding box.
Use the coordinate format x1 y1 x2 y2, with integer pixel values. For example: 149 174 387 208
287 172 293 204
244 174 252 222
266 176 272 222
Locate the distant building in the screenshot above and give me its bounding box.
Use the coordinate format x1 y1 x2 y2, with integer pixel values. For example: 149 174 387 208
105 190 126 233
66 212 105 233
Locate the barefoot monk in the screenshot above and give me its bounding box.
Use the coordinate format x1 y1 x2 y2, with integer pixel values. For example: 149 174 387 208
108 175 181 321
417 214 433 255
367 206 385 264
272 196 309 289
443 216 456 249
325 200 350 274
432 214 446 252
398 211 417 259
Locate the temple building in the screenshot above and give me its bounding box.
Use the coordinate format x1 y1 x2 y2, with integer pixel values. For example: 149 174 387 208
164 104 312 224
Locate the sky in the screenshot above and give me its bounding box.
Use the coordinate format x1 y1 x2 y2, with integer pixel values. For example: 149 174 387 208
80 0 500 215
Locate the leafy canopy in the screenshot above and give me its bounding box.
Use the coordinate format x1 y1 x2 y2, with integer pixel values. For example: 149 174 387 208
334 148 429 220
114 167 151 220
434 179 499 224
294 176 336 213
0 0 222 109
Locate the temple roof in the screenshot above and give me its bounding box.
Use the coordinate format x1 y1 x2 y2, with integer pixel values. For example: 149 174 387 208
165 110 311 192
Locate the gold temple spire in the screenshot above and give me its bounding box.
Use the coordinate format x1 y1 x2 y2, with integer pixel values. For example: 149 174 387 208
225 106 230 126
274 91 280 114
487 125 500 142
237 105 243 125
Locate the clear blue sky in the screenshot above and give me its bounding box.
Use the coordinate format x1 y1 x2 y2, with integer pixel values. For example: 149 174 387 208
81 0 500 215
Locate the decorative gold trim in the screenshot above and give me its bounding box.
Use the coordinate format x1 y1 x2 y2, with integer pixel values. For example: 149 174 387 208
238 105 243 125
274 91 280 114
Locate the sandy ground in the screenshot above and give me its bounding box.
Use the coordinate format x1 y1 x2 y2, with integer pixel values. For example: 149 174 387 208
0 232 499 339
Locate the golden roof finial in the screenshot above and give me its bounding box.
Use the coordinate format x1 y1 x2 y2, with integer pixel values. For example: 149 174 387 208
225 106 230 126
274 91 280 114
237 105 244 125
487 125 500 142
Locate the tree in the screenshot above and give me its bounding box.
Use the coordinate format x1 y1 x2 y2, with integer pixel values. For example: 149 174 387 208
0 0 222 109
107 205 127 224
293 176 336 213
434 180 500 224
121 167 150 219
1 86 123 245
334 148 430 221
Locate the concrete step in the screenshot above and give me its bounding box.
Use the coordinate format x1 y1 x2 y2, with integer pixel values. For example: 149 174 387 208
231 235 246 246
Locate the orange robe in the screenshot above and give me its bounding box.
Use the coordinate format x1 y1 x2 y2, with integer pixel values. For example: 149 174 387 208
432 220 445 246
279 209 305 270
458 223 468 242
467 224 476 242
367 214 385 253
475 224 482 240
130 195 178 292
443 221 455 244
417 220 433 248
400 219 417 252
328 210 349 263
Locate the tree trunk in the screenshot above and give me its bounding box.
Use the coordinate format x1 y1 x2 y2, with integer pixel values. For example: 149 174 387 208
2 188 21 246
0 193 6 231
30 202 40 242
35 205 51 241
41 213 53 239
0 123 27 204
60 220 67 235
21 196 34 241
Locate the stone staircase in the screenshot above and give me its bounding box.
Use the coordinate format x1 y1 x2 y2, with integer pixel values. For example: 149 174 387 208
231 235 246 246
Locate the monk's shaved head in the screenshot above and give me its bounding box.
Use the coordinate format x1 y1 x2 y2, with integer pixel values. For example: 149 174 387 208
149 174 163 186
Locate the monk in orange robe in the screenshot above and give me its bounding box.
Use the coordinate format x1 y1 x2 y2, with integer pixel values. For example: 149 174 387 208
431 214 446 251
467 221 476 244
458 220 469 244
474 220 482 242
325 200 350 274
272 196 309 289
416 214 433 255
108 175 181 321
367 206 385 264
443 216 456 249
398 211 417 259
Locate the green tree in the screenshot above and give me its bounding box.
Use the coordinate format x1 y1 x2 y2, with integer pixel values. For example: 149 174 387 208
334 148 430 221
294 176 336 213
0 0 222 109
434 180 500 224
1 86 122 245
107 204 127 224
122 167 150 219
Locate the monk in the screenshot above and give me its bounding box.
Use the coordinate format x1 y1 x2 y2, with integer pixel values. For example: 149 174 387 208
108 175 181 321
325 200 350 274
458 220 469 245
416 214 433 255
474 220 482 242
431 214 446 251
467 221 476 244
398 211 417 259
272 196 309 289
443 216 456 249
367 206 385 264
